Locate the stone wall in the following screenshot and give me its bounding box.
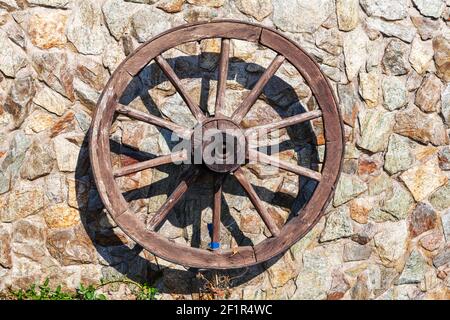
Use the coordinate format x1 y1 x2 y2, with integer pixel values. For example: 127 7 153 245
0 0 449 300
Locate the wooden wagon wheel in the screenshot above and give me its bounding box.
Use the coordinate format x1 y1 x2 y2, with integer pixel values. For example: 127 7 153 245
89 20 344 269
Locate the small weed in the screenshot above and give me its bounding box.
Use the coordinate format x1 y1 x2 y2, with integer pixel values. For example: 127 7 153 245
10 277 158 300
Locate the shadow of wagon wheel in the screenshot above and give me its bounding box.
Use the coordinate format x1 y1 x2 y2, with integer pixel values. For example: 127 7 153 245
75 53 319 295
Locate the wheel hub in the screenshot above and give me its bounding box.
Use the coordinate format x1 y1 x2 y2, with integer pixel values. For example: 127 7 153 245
192 118 246 173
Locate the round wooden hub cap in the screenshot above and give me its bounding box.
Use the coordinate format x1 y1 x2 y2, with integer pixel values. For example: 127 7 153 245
195 118 245 173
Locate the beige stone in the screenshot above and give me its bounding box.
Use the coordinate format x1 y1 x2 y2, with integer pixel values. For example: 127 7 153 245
433 35 450 82
235 0 272 21
336 0 359 31
374 220 408 267
43 204 81 229
6 188 45 221
25 110 55 133
343 27 369 81
187 0 224 7
350 197 373 224
394 106 448 146
266 253 298 288
400 157 448 201
359 71 379 108
28 11 68 49
409 36 434 75
33 85 71 116
415 74 443 113
157 0 186 13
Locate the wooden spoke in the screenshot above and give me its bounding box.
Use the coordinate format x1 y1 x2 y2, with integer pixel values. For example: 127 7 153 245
233 168 280 237
248 149 322 181
155 55 206 122
210 174 224 250
114 150 188 177
231 54 285 123
215 38 230 116
116 104 192 139
245 110 322 136
147 167 201 231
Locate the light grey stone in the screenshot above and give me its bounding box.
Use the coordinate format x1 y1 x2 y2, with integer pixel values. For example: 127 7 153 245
333 173 367 206
357 108 395 153
20 140 55 180
343 242 372 262
66 0 105 55
360 0 408 21
131 7 171 43
442 84 450 125
343 26 369 80
384 134 415 175
102 0 138 40
44 173 67 204
374 220 408 266
368 172 393 196
382 76 407 111
398 250 428 284
293 245 341 299
235 0 273 21
381 181 414 220
366 38 384 72
366 17 416 43
412 0 445 18
0 172 9 195
28 0 70 8
0 30 27 77
159 94 197 128
53 135 80 172
272 0 334 34
320 206 354 242
429 183 450 211
369 208 397 223
442 211 450 242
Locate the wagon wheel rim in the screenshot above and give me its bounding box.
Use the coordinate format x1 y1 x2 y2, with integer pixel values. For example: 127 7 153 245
89 20 344 269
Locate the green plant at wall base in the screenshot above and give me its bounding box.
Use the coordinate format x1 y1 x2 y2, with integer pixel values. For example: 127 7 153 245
97 278 159 300
76 284 107 300
14 279 76 300
135 283 158 300
11 278 158 300
13 278 106 300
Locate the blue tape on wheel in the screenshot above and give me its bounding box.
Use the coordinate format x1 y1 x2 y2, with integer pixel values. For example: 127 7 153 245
209 242 220 250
